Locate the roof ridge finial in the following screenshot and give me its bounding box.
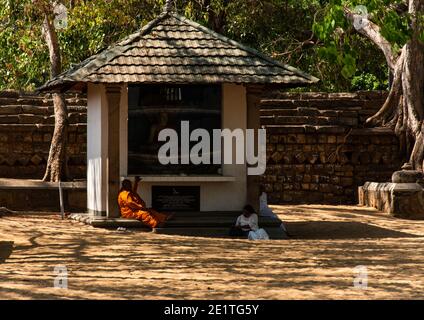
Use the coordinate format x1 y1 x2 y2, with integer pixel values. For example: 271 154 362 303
163 0 174 13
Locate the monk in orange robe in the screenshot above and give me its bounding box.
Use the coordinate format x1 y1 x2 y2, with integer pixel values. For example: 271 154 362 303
118 177 173 228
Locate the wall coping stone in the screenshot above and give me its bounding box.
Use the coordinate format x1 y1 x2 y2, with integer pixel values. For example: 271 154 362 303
0 178 86 190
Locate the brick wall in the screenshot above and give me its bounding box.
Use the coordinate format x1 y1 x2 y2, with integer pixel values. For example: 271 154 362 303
261 91 403 204
0 90 402 205
0 91 87 179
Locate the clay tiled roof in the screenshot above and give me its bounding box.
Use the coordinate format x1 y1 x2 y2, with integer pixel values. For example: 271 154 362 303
38 12 318 91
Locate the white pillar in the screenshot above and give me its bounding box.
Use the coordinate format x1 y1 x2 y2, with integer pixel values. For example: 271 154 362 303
86 84 123 218
87 84 108 216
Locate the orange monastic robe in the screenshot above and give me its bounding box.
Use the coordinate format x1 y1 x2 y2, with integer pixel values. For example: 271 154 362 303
118 190 167 228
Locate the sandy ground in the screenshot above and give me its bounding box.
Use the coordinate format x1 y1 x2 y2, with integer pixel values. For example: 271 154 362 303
1 204 424 300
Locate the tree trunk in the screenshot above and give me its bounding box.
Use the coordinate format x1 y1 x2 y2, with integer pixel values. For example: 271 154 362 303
40 5 69 182
367 40 424 171
402 36 424 171
44 93 69 181
350 0 424 172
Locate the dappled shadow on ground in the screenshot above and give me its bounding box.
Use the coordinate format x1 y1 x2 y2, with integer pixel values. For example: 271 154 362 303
0 241 13 263
1 207 424 299
286 221 417 240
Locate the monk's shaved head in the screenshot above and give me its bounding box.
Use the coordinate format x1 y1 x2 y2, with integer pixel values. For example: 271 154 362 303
121 179 132 191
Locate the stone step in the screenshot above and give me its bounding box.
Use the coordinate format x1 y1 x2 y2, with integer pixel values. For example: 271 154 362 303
264 125 348 134
260 99 367 110
261 108 358 118
153 227 288 239
0 97 87 108
88 216 282 228
265 92 374 100
71 213 284 234
261 116 358 127
0 115 19 124
88 217 150 229
0 97 45 106
0 105 86 116
0 105 23 114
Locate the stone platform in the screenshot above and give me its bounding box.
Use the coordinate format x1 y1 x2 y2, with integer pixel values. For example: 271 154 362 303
359 181 424 220
69 212 288 239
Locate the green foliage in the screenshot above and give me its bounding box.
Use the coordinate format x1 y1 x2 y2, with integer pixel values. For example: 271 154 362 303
351 72 388 90
0 0 46 88
58 0 160 73
380 9 411 48
0 0 161 89
313 0 413 90
0 0 396 92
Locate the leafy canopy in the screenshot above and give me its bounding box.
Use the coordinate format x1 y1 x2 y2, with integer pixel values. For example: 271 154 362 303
0 0 393 91
313 0 413 84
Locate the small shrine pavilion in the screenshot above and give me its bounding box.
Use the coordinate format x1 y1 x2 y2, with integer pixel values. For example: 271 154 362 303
39 5 318 219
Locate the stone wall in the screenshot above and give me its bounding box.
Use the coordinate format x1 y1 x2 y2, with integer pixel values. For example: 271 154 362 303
0 90 402 205
261 91 403 204
0 91 87 179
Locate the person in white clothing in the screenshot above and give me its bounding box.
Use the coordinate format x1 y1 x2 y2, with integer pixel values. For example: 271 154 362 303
229 205 260 237
229 205 270 240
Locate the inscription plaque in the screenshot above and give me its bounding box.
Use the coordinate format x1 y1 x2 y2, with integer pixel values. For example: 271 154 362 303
152 186 200 212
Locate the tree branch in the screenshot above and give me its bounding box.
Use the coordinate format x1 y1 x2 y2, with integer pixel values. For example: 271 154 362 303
344 7 397 71
33 0 62 78
42 15 62 77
